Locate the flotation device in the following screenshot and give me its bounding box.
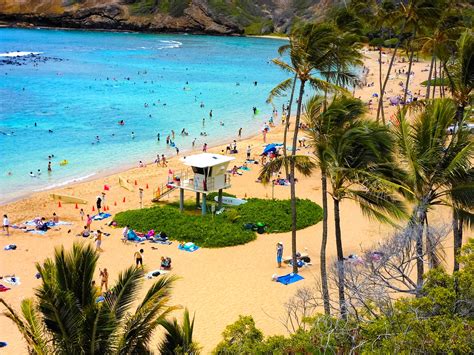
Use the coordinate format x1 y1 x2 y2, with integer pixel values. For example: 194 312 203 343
59 160 68 166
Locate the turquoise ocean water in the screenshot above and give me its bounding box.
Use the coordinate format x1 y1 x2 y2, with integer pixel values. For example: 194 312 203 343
0 28 288 203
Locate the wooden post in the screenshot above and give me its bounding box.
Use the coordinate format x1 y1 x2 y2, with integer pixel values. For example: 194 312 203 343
202 193 207 215
179 188 184 212
218 189 223 210
196 192 200 208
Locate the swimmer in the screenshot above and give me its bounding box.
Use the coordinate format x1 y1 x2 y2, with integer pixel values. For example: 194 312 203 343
29 171 36 178
37 169 41 176
131 132 135 139
220 121 224 126
48 129 53 133
157 133 160 141
48 161 52 172
192 138 196 148
209 110 213 118
96 135 100 142
202 118 205 126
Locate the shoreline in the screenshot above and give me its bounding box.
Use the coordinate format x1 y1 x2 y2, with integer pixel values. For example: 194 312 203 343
0 129 265 206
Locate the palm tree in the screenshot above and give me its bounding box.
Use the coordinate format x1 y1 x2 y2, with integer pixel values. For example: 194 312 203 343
323 111 407 319
376 0 440 120
158 308 200 354
443 29 474 121
394 99 473 292
303 94 367 315
263 23 346 274
1 242 179 354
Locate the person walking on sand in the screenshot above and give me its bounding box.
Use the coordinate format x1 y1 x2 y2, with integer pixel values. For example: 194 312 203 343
86 214 92 230
246 145 252 160
96 194 103 214
99 268 109 291
80 208 85 221
3 214 10 236
238 127 242 138
276 242 283 268
203 143 207 152
161 154 167 167
134 249 144 267
95 230 103 251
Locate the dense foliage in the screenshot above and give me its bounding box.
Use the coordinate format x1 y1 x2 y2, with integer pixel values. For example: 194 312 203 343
114 198 322 248
214 239 474 354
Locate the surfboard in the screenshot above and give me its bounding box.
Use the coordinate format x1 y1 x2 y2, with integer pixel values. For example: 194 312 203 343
118 176 135 192
214 196 247 206
50 193 88 204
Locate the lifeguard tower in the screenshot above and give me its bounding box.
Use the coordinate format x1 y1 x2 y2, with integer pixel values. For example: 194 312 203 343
169 153 235 215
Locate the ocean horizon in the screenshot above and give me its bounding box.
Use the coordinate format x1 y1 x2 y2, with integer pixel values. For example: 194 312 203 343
0 28 288 203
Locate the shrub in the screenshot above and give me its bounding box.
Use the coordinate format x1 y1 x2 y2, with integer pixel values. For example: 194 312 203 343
236 198 323 233
114 198 323 247
114 206 255 248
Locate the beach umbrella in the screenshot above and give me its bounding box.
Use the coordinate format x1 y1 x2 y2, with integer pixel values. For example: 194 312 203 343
262 143 277 155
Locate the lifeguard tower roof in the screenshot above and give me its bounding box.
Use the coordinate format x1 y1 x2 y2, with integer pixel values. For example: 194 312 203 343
180 153 234 168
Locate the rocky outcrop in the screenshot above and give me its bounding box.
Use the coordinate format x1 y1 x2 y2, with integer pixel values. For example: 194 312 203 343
0 0 335 35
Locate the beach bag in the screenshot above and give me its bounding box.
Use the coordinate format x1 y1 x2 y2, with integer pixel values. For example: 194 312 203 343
152 271 161 277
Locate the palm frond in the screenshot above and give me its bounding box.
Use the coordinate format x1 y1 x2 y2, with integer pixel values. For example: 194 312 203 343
0 298 52 355
266 77 293 104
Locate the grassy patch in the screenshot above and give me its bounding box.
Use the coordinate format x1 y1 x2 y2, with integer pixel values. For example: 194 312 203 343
114 198 322 248
235 198 323 233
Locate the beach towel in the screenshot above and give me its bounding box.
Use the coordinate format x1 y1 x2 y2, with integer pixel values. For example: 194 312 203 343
276 273 304 285
0 284 11 292
4 244 17 250
4 276 21 286
178 242 199 252
92 213 111 221
145 269 169 279
127 230 146 242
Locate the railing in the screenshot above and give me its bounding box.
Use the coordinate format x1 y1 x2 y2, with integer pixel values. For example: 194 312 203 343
152 169 232 200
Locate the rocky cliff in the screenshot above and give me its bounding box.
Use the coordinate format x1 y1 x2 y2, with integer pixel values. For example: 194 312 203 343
0 0 337 35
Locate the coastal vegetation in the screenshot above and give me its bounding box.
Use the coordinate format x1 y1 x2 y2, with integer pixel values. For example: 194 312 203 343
114 198 323 248
214 239 474 354
260 0 473 322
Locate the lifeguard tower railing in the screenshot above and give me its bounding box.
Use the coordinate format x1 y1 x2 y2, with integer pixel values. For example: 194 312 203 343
152 169 232 201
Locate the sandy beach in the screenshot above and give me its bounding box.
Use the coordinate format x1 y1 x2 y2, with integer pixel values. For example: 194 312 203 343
0 48 449 353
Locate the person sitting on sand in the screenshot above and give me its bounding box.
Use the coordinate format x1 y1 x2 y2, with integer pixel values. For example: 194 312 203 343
36 217 49 231
80 226 90 238
52 212 59 224
160 256 172 270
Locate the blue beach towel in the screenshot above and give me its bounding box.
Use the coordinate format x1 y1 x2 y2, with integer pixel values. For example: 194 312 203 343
92 213 111 221
276 273 304 285
178 242 199 252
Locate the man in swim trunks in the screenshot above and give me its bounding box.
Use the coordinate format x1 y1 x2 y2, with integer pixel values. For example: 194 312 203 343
134 249 144 267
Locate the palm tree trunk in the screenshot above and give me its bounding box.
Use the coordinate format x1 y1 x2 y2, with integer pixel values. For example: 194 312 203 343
333 197 347 319
403 31 416 103
378 47 385 124
425 54 435 99
453 208 463 272
376 20 406 122
376 43 401 122
289 80 306 274
432 57 437 99
320 171 330 315
415 208 426 297
283 74 298 179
